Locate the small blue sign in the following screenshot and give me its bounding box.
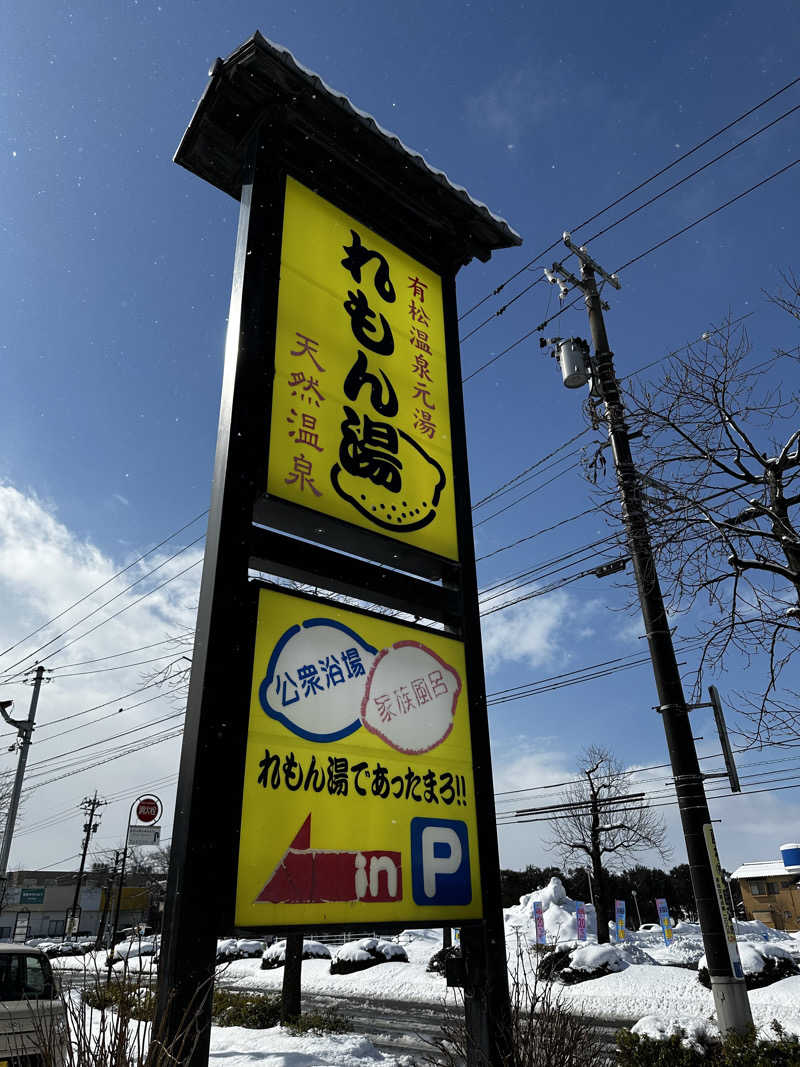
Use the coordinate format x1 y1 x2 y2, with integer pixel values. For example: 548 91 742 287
411 817 471 906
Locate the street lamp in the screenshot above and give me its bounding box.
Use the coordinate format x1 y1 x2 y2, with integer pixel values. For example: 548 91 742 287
632 889 643 929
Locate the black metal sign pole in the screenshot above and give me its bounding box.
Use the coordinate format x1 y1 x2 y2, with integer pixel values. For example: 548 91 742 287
154 133 280 1064
442 275 514 1065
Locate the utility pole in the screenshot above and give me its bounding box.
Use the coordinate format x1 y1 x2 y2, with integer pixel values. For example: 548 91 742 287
95 851 119 951
67 792 105 938
544 235 753 1035
0 665 46 879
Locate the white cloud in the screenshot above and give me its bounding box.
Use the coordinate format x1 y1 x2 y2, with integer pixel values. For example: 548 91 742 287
0 484 201 870
481 590 574 673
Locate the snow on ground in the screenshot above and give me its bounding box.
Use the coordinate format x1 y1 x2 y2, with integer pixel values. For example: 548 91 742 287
208 1025 414 1065
559 963 714 1022
45 886 800 1058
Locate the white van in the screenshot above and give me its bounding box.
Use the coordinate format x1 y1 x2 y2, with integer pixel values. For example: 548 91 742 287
0 944 65 1065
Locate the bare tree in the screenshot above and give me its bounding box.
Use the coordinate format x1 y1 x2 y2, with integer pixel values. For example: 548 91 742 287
546 746 670 944
587 285 800 744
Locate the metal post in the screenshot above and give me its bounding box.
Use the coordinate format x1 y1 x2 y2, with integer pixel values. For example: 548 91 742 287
632 889 643 929
585 868 595 908
0 665 45 878
153 131 275 1064
576 259 752 1034
442 273 514 1066
281 932 303 1022
108 797 138 968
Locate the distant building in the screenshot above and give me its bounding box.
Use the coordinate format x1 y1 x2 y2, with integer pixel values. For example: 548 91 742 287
0 869 153 940
730 843 800 932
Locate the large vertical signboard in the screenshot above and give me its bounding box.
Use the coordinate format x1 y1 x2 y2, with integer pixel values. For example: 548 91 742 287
236 585 482 926
267 176 458 562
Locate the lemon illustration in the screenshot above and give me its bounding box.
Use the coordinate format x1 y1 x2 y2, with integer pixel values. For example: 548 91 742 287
330 418 446 533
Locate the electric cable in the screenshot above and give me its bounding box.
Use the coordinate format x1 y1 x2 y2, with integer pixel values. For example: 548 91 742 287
458 74 800 324
0 511 206 664
0 540 204 681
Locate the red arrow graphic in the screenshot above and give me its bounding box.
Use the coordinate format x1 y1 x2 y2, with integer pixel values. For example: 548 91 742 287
256 814 402 904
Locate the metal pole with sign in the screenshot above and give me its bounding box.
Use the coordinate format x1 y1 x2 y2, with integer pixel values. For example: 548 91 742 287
154 33 520 1067
108 795 162 964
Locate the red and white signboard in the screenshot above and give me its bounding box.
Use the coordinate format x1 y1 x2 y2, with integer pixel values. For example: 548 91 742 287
135 796 161 824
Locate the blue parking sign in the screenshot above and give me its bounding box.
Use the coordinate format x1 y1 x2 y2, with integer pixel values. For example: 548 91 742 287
410 817 472 906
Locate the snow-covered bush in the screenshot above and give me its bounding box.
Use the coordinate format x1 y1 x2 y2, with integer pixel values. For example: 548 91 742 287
216 937 267 963
697 942 800 990
558 943 630 985
427 943 461 975
216 938 239 963
260 939 331 969
618 1018 800 1065
329 938 408 975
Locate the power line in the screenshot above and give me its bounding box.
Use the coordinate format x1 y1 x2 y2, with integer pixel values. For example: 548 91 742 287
42 633 194 673
472 428 590 510
586 102 800 245
0 541 204 681
0 511 206 665
458 74 800 325
465 155 799 386
614 156 800 275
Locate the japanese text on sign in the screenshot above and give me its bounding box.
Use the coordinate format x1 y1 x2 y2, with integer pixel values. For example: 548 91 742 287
236 586 482 926
267 177 458 560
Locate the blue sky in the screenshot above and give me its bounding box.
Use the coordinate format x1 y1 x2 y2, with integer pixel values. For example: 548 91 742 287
1 2 799 879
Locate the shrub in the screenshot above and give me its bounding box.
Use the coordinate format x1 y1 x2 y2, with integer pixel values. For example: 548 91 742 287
617 1021 800 1065
425 951 606 1066
329 938 408 975
534 944 572 981
211 990 281 1029
260 939 331 969
699 951 797 990
83 978 155 1022
427 944 461 975
287 1007 352 1035
558 944 629 985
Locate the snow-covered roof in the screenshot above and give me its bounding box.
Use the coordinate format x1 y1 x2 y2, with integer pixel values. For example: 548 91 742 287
730 860 792 881
175 32 520 266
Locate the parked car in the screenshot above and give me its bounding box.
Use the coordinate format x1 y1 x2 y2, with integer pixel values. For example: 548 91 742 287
0 945 66 1064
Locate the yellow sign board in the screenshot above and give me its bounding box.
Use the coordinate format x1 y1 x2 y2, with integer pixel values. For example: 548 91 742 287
267 176 458 561
236 586 483 926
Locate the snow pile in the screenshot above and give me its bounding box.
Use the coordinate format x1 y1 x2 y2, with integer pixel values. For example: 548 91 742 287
236 939 267 958
113 939 156 961
568 944 629 973
631 1013 720 1050
646 936 705 969
699 941 796 977
217 938 267 962
217 938 238 960
210 1023 415 1065
505 877 597 944
735 919 794 942
260 939 331 969
559 943 630 984
616 941 657 966
330 938 408 975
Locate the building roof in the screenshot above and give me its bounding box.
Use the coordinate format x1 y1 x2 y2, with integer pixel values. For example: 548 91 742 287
730 860 793 881
175 32 521 268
